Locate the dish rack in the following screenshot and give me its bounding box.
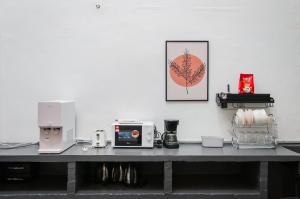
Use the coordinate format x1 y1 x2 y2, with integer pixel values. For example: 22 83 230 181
231 114 278 149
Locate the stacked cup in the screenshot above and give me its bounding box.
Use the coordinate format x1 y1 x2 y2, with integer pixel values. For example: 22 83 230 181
234 109 269 126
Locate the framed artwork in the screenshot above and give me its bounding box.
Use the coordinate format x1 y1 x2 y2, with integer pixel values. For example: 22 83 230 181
165 41 209 101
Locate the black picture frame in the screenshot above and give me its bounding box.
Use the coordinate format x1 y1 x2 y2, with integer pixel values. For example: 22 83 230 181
165 40 209 101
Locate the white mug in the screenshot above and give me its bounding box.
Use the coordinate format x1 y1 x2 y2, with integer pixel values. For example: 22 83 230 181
235 109 245 126
253 109 268 125
244 109 254 126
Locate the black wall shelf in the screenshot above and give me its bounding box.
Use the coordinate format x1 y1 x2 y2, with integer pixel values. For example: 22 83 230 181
216 93 275 108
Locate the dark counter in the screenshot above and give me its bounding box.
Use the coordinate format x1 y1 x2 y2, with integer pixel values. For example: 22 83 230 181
0 143 299 162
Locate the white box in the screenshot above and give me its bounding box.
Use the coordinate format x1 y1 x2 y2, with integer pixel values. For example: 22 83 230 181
201 136 224 148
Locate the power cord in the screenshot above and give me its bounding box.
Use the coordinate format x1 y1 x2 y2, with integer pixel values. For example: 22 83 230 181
0 142 38 149
75 139 92 144
0 138 92 150
154 126 163 148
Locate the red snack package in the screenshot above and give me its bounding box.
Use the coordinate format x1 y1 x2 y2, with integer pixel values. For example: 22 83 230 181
239 74 254 94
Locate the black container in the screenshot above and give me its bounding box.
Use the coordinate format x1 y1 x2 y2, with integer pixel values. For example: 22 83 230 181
164 120 179 132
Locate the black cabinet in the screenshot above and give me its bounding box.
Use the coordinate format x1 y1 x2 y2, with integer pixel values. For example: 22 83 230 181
268 162 300 199
0 162 67 193
76 161 164 194
173 162 260 193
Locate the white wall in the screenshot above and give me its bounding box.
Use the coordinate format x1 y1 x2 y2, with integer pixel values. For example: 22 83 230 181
0 0 300 142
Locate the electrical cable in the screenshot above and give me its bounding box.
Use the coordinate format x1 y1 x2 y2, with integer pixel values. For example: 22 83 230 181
0 142 38 149
75 139 92 144
0 138 92 150
154 125 163 148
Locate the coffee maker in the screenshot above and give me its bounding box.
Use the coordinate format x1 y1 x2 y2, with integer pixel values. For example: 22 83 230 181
162 120 179 149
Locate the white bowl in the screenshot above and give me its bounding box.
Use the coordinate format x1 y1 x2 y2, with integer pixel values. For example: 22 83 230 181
253 109 268 125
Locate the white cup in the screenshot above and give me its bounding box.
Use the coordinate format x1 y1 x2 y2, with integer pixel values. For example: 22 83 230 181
244 109 254 126
235 109 245 126
253 109 268 125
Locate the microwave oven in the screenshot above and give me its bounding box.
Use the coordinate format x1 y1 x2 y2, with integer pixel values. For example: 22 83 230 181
111 121 154 148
